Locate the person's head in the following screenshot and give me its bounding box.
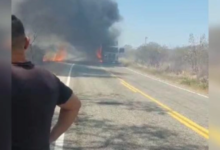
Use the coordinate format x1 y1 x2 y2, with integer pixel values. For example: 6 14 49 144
12 15 30 52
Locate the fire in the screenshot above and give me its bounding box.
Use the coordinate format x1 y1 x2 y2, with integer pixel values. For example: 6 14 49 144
96 45 102 62
54 45 67 62
42 44 67 62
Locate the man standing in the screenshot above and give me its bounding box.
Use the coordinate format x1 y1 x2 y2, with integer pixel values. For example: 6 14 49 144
12 15 81 150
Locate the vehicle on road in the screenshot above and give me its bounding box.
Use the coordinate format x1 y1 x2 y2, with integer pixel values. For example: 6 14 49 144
97 45 124 64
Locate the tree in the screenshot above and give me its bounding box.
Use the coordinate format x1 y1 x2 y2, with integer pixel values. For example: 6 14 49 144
124 45 133 51
123 33 208 81
187 33 199 74
134 42 168 67
197 34 208 78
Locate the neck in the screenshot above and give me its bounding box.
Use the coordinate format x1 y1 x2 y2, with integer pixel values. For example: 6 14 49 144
12 50 27 63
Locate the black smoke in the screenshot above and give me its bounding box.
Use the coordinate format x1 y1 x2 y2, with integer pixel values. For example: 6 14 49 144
13 0 122 60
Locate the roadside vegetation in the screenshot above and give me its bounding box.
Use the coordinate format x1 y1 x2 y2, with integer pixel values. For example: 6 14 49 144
120 34 208 94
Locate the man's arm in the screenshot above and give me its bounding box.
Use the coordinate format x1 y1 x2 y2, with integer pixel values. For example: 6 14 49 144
50 77 81 143
50 94 81 143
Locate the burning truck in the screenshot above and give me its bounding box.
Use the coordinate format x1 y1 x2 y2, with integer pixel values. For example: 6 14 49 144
96 45 124 64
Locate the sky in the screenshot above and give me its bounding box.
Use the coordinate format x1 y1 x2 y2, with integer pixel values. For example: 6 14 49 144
116 0 208 48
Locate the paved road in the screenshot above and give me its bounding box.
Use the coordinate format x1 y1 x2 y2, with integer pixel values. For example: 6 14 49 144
43 62 208 150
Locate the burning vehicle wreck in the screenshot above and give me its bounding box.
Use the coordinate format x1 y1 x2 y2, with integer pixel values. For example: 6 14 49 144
96 45 124 64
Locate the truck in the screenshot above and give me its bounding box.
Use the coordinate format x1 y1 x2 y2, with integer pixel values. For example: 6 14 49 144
97 45 124 64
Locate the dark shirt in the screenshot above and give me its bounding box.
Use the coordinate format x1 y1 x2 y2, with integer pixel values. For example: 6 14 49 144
12 61 72 150
0 61 11 150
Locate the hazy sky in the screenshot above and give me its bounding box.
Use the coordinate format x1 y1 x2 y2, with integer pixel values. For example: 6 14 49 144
117 0 208 48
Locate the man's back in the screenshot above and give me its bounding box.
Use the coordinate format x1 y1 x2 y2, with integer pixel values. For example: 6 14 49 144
12 61 72 150
11 15 80 150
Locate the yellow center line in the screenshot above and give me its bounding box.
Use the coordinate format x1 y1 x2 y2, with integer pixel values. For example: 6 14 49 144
121 82 137 93
171 111 209 134
119 78 209 139
168 112 209 139
121 81 138 92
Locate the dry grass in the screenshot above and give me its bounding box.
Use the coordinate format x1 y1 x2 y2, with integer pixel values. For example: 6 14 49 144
119 59 208 95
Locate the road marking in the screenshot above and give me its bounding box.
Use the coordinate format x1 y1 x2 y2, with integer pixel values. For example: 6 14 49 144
99 66 209 139
54 63 75 150
168 113 209 139
171 111 208 134
121 82 137 93
119 79 209 139
101 67 209 138
66 64 75 86
125 67 208 99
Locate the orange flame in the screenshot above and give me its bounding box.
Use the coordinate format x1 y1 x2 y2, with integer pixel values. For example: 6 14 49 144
54 45 67 62
42 44 67 62
96 45 102 62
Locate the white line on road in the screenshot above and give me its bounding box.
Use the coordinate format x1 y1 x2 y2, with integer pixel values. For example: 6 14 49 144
66 64 75 86
54 63 75 150
125 67 209 99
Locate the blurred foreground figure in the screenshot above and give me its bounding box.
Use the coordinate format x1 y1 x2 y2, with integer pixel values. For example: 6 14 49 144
0 50 11 150
0 3 11 149
12 15 81 150
0 60 11 150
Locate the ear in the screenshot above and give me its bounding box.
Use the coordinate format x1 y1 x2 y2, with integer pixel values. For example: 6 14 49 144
24 36 30 50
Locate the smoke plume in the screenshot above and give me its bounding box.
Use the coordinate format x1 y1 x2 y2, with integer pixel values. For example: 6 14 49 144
12 0 122 60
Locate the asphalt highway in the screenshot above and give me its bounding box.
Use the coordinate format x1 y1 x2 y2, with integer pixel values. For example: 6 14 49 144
43 62 208 150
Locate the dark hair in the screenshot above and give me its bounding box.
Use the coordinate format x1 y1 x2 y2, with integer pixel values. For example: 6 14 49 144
12 15 25 39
